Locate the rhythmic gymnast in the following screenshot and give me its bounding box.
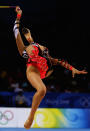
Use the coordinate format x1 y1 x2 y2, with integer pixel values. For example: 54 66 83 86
13 6 88 129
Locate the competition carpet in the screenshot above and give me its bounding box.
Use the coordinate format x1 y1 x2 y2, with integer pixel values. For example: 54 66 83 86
0 128 90 131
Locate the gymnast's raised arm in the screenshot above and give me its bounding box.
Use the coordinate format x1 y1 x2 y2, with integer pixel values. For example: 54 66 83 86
13 6 26 56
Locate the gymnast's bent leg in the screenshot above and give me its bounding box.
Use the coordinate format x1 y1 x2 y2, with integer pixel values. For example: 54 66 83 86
24 66 47 129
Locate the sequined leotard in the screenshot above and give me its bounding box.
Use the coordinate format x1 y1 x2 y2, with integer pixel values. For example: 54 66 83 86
22 42 52 79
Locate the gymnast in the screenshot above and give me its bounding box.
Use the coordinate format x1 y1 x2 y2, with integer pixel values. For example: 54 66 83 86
13 6 88 129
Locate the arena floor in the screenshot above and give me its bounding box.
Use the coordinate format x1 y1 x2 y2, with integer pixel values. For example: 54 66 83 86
0 128 90 131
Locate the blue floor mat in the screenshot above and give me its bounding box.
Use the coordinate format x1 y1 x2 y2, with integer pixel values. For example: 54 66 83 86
0 128 90 131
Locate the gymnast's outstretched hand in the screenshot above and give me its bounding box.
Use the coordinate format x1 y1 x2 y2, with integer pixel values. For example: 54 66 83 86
72 68 88 78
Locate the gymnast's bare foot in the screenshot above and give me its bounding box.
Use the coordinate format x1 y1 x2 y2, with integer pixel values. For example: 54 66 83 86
24 118 33 129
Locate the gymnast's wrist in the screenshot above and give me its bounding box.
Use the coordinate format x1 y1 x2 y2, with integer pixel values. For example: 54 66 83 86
70 66 75 71
17 13 22 20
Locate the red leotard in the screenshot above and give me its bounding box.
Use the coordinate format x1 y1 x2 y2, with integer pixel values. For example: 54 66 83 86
26 44 49 79
23 43 72 79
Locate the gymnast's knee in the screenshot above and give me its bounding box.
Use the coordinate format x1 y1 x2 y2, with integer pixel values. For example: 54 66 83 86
38 87 47 97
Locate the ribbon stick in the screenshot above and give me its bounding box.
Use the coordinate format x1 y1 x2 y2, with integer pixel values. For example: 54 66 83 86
0 6 16 8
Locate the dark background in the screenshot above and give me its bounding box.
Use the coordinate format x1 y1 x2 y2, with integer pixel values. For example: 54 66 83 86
0 0 89 93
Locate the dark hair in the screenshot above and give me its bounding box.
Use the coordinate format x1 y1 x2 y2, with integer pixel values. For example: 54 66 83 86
22 27 30 35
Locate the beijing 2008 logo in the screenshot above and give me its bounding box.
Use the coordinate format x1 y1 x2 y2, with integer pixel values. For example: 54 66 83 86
0 110 14 125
